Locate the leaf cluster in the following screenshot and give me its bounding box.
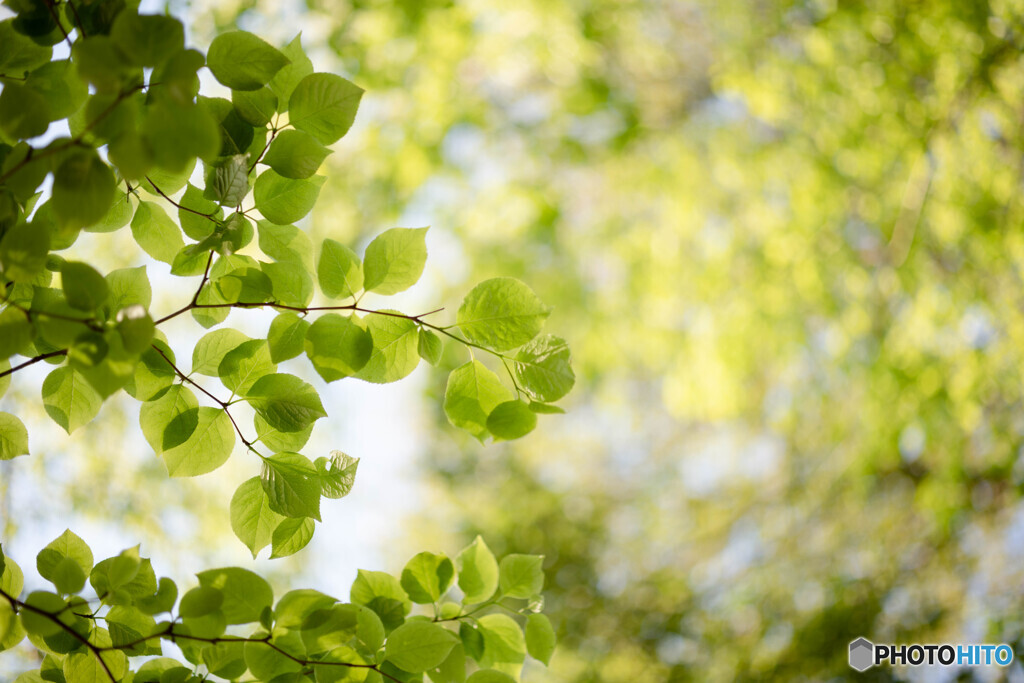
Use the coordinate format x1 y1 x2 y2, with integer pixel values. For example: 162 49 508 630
0 0 575 558
0 533 556 682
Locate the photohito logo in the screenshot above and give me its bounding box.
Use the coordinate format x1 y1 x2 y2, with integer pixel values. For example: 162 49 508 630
849 638 1014 671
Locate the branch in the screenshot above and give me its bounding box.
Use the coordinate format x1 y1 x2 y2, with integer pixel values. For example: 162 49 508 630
152 293 521 385
150 343 264 455
0 587 117 682
43 0 74 50
0 585 405 683
248 126 278 174
0 349 67 380
0 81 154 184
146 177 220 223
65 0 87 38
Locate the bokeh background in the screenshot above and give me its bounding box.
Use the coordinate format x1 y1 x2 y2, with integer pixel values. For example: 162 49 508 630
6 0 1024 680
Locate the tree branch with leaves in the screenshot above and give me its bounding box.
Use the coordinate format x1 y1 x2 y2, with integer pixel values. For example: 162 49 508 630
0 0 572 680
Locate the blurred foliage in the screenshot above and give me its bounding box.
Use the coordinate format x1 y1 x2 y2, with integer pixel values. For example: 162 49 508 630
190 0 1024 679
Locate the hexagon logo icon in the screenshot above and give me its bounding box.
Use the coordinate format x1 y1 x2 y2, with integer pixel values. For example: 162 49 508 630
849 637 874 672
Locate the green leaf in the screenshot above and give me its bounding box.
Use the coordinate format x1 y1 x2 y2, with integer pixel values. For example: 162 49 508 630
150 48 203 104
524 614 555 666
20 591 64 637
401 552 455 604
171 248 209 279
316 450 359 499
355 313 420 384
204 154 250 206
105 266 152 312
207 31 290 91
86 191 134 234
192 284 230 328
197 567 274 624
179 585 224 618
498 555 544 599
68 329 138 399
202 640 247 679
268 312 310 363
0 412 29 460
141 101 220 171
486 401 537 441
261 451 322 520
244 629 304 679
107 604 159 655
456 278 551 352
0 20 51 74
0 219 49 282
115 305 155 354
140 160 197 197
362 227 428 295
270 517 315 558
0 83 49 140
161 407 234 477
384 622 459 674
274 588 335 629
218 338 276 395
255 413 313 452
51 148 115 231
108 130 154 181
60 261 107 311
26 60 87 120
258 221 315 269
110 13 184 67
213 262 270 302
476 614 526 677
232 87 278 127
64 648 128 683
430 642 467 683
264 129 332 179
37 529 93 594
443 361 513 441
131 201 184 264
178 183 221 240
202 215 253 258
247 373 327 432
200 95 256 157
456 536 498 605
418 329 442 366
0 307 34 358
262 263 314 309
304 313 373 382
350 569 411 632
301 604 378 660
131 575 175 615
527 402 565 415
192 328 250 376
124 341 175 401
269 34 313 111
230 477 285 558
30 287 83 349
139 384 199 453
135 658 191 682
42 366 103 434
0 360 9 400
253 169 324 225
466 672 515 683
288 72 363 144
318 238 363 299
512 335 574 403
89 546 142 598
2 144 48 204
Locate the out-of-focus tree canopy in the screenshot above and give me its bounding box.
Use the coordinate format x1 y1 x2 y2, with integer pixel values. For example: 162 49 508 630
187 0 1024 679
